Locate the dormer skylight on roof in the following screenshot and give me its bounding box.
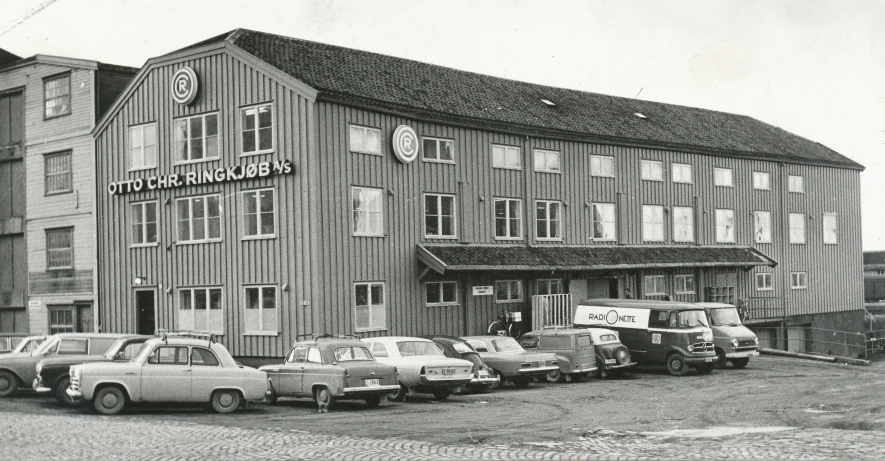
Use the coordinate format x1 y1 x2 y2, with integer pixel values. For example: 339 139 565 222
541 99 556 106
634 112 647 119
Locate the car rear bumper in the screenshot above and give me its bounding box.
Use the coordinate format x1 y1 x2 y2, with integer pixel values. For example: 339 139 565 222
32 379 51 393
517 365 560 375
725 351 759 359
570 366 598 374
470 375 500 385
684 354 717 364
604 362 637 371
418 376 473 386
66 388 82 400
343 384 401 393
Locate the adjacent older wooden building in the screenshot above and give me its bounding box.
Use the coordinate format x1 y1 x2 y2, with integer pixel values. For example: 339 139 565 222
93 29 865 360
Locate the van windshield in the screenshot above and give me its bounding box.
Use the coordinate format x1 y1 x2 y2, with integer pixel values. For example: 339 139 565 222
676 311 709 328
708 307 742 327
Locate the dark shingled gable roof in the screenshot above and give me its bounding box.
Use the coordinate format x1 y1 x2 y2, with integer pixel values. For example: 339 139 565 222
208 28 862 170
864 251 885 266
417 245 775 273
0 48 19 66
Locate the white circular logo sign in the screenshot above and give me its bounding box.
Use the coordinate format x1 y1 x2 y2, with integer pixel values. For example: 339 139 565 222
171 67 199 105
605 310 620 325
391 125 419 163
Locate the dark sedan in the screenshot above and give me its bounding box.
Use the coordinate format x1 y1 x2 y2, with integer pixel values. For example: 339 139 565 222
421 335 499 391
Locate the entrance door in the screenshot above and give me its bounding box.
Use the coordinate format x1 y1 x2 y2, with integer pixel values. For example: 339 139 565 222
588 278 618 299
76 302 93 332
136 290 156 335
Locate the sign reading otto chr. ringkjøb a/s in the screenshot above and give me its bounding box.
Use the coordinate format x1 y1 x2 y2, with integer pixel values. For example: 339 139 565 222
107 159 294 195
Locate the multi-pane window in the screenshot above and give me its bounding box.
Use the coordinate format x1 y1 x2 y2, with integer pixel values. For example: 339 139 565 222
426 281 457 306
492 144 521 169
241 104 273 154
176 195 221 243
352 187 383 236
349 125 382 155
495 280 523 303
756 273 773 291
174 113 219 162
244 286 277 334
535 200 562 240
178 288 223 334
823 213 838 244
494 198 522 239
46 228 73 269
424 194 456 238
754 211 772 243
591 203 616 241
791 272 807 289
672 163 692 183
355 282 386 331
537 279 563 295
131 201 158 245
642 205 664 242
788 175 805 193
674 275 695 294
129 123 157 170
753 171 771 190
644 275 666 296
789 213 806 244
422 137 454 163
49 307 74 334
533 149 560 173
44 151 72 195
242 189 275 238
590 155 615 177
714 167 733 187
715 209 735 243
672 206 694 242
640 160 663 181
44 73 71 118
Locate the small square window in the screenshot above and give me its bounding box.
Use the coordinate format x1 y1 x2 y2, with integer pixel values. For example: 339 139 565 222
714 167 733 187
422 137 454 163
174 113 219 163
788 175 805 193
644 275 666 296
533 149 561 173
426 281 458 306
591 155 615 177
495 280 523 303
492 144 521 169
674 275 695 294
355 282 386 332
640 160 663 181
241 104 274 155
176 195 222 243
753 172 771 190
44 73 71 118
672 163 692 183
424 194 456 238
349 125 382 155
791 272 807 290
756 273 773 291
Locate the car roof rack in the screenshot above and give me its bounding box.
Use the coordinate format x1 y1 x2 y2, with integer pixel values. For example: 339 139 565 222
542 324 575 329
314 333 360 341
155 329 215 346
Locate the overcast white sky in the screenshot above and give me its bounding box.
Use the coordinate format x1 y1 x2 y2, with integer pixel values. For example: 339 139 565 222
2 0 884 250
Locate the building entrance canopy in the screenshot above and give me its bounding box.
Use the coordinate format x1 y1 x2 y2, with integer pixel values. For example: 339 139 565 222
417 244 776 275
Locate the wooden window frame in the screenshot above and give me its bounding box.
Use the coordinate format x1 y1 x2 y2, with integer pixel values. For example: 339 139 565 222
495 280 524 303
823 213 838 245
674 275 695 295
43 72 71 120
423 193 457 239
789 213 806 244
352 186 384 237
672 163 693 184
641 205 664 242
643 275 666 296
178 287 224 334
240 102 275 156
241 188 277 240
535 200 563 241
494 197 523 240
590 155 615 177
45 227 74 270
354 281 387 332
44 150 73 196
713 167 734 187
640 160 663 181
590 202 617 241
129 122 158 171
425 281 458 306
788 175 805 193
243 285 279 335
349 125 382 156
175 194 222 244
752 171 771 191
715 208 736 243
533 148 561 174
421 137 455 164
130 200 159 247
173 112 220 164
755 272 773 291
791 271 807 290
492 144 522 170
672 206 694 243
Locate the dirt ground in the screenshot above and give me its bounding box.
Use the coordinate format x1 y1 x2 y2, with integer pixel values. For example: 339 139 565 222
2 355 883 446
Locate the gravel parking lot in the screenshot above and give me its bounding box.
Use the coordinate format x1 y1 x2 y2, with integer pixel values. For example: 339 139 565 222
1 355 884 460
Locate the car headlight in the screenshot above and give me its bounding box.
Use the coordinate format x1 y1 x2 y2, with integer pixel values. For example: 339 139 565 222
687 345 694 352
732 339 740 348
754 337 759 345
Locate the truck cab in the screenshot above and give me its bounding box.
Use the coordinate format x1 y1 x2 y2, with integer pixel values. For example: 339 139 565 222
696 302 759 368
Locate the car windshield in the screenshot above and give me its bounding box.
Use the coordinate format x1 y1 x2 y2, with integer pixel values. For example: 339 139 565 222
13 337 43 354
491 337 525 353
33 336 60 355
396 341 444 357
452 342 476 354
104 339 148 360
676 310 710 328
133 342 155 362
333 346 374 361
709 307 742 326
577 335 593 348
597 334 618 342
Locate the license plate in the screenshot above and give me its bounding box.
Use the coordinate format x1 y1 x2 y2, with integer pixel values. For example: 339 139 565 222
605 359 616 365
704 357 713 362
365 379 380 387
478 371 488 377
442 368 455 375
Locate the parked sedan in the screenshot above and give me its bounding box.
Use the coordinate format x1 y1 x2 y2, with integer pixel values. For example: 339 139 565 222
461 336 559 388
421 335 499 391
67 334 268 415
261 338 398 410
584 328 636 378
0 333 130 398
34 335 151 405
518 327 597 382
1 335 45 354
362 337 474 401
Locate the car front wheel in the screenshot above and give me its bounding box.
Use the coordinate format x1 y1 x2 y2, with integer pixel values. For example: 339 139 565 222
666 354 689 376
93 386 126 415
364 394 382 407
431 389 451 401
730 357 750 369
0 371 19 397
545 369 564 383
54 376 75 406
512 376 532 388
314 386 335 411
211 389 241 414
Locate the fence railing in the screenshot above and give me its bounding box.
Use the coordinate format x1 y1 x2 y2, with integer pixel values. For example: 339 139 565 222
531 294 572 331
751 325 883 360
743 297 785 321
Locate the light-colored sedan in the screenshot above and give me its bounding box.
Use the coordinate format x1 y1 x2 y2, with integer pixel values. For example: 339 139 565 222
362 336 474 401
462 336 559 388
67 335 268 415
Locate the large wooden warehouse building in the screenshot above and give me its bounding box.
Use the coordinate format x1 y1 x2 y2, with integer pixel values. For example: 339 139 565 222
93 29 865 360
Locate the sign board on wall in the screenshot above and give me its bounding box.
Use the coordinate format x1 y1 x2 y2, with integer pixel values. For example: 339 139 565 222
391 125 419 163
573 305 651 329
171 67 199 105
28 300 41 309
473 286 493 296
107 159 294 195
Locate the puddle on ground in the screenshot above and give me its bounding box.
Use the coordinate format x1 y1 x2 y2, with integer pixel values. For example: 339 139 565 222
804 404 854 414
643 426 795 438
